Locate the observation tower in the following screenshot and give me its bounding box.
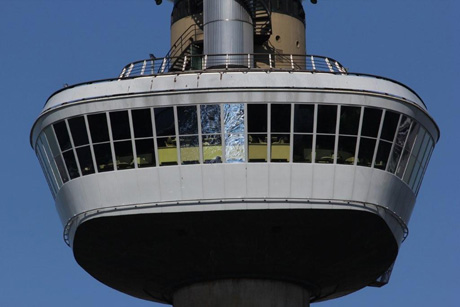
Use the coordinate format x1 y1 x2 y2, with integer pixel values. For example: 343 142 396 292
31 1 439 306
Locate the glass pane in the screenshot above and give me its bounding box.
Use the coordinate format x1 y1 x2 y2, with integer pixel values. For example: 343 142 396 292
357 137 376 167
361 108 382 138
388 145 402 173
315 135 335 163
375 140 392 170
293 134 312 163
294 104 314 133
201 105 221 134
396 149 411 178
94 143 114 172
76 146 95 175
55 155 69 183
155 107 176 136
337 136 357 164
271 104 291 133
403 156 416 184
40 135 63 187
36 144 57 194
135 139 155 168
417 133 431 163
339 106 361 136
178 106 198 135
180 136 199 164
114 141 134 170
421 139 434 168
404 122 419 153
202 135 222 163
88 113 109 143
63 151 79 179
395 116 411 149
224 104 245 134
381 111 399 141
317 105 337 134
409 161 421 189
44 126 61 158
53 121 72 151
271 134 290 162
157 137 178 166
132 109 153 138
411 127 426 160
226 134 245 163
110 111 131 141
68 116 89 146
248 134 267 162
248 104 267 132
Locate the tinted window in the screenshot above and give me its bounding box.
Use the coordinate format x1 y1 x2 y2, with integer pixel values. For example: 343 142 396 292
68 116 89 146
271 104 291 132
294 104 314 133
155 107 176 136
381 111 399 141
88 113 109 143
53 121 72 151
357 138 376 167
248 104 267 132
201 105 221 134
132 109 153 138
293 135 312 163
339 106 360 135
110 111 131 140
76 146 95 175
178 106 198 135
94 143 113 172
317 105 337 134
361 108 382 138
63 151 79 179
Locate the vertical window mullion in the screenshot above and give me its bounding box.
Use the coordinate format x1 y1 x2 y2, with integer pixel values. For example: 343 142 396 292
51 124 71 180
267 103 271 162
289 102 295 163
84 115 98 173
150 108 159 166
244 103 249 163
333 105 341 164
173 106 181 165
395 120 413 175
312 104 317 163
197 105 204 164
385 114 402 172
371 109 386 168
353 106 365 166
128 110 138 168
220 104 226 163
106 113 117 171
65 119 82 177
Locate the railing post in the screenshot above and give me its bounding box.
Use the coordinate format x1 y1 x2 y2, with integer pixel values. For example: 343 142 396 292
269 53 272 69
226 54 229 69
247 53 251 68
311 55 316 70
126 63 134 77
182 56 188 71
203 55 208 70
290 54 294 70
119 67 126 79
160 58 166 73
140 60 147 75
325 58 333 72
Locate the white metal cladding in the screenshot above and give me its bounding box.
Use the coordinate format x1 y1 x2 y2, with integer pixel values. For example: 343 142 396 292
203 0 254 67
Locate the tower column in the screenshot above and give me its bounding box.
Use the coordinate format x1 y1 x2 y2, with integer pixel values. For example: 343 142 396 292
173 279 311 307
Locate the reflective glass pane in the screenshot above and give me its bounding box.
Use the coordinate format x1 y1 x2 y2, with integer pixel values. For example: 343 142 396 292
271 134 290 162
55 155 69 183
88 113 109 143
248 104 267 132
155 107 176 136
403 156 416 183
317 105 337 134
157 137 178 166
63 151 79 179
315 135 335 163
114 141 134 170
337 136 357 164
202 135 222 163
293 135 312 163
388 145 402 173
201 105 221 134
180 136 199 164
361 108 382 138
339 106 361 136
110 111 131 141
226 134 245 162
178 106 198 135
271 104 291 133
94 143 114 172
381 111 400 141
36 144 57 194
404 122 419 153
135 138 155 168
396 149 411 178
76 146 95 175
395 116 411 149
421 139 433 168
40 135 63 187
375 140 392 170
409 160 421 189
132 109 153 138
357 137 376 167
248 134 267 162
224 104 244 134
44 126 61 158
411 128 426 160
294 104 314 133
68 116 89 146
53 121 72 151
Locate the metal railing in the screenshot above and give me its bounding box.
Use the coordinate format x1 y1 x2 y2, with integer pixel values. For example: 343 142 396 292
118 53 347 79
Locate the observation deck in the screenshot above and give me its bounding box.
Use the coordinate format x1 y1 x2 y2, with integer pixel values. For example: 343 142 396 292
31 51 438 304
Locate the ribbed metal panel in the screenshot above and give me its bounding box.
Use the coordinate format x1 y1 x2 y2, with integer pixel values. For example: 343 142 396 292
204 0 254 67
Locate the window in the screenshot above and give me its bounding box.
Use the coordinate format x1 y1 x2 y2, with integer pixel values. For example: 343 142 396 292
178 106 199 164
132 109 156 168
201 105 222 163
271 104 291 162
315 105 337 163
248 104 268 162
293 104 314 163
155 107 177 166
88 113 113 172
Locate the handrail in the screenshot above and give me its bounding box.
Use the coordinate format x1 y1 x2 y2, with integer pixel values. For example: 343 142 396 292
118 53 347 78
165 24 201 60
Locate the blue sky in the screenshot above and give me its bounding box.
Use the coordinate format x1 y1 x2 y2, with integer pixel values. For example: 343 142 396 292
1 0 458 306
